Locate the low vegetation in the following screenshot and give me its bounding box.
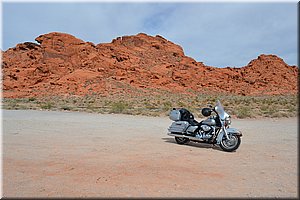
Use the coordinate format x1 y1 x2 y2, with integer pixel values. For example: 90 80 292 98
2 91 298 119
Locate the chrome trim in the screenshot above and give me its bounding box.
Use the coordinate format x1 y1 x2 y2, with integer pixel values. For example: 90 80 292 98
223 127 230 140
216 130 224 144
167 132 204 142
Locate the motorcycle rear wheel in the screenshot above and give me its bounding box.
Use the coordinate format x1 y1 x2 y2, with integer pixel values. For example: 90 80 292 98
220 134 241 152
175 136 190 144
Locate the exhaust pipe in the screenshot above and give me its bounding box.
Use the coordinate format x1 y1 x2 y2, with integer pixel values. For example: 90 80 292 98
167 132 204 142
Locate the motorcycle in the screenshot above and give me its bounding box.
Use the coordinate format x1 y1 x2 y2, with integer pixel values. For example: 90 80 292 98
167 100 242 152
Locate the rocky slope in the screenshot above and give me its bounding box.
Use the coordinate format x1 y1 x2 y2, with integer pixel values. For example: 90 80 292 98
2 32 298 98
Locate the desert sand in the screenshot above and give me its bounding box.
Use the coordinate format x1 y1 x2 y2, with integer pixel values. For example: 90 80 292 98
2 109 298 198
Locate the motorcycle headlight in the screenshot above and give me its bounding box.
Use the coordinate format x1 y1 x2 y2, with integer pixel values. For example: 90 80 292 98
225 116 231 126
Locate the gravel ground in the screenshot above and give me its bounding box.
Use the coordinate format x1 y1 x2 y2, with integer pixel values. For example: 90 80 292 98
2 109 298 198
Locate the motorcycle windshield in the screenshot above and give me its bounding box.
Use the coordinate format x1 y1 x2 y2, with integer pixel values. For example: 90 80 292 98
215 100 229 120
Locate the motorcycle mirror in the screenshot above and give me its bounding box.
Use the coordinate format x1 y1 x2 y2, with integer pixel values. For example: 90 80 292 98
208 104 213 108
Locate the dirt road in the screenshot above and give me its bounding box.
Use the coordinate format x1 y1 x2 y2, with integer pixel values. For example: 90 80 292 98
2 110 298 198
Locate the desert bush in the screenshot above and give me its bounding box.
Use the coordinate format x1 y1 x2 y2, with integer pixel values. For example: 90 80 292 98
260 104 270 113
28 97 36 102
177 101 186 108
4 99 19 110
162 101 172 111
144 102 157 110
2 94 297 118
40 102 53 110
109 101 128 114
236 106 252 118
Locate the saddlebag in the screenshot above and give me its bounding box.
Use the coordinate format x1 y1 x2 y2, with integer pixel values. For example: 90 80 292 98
186 125 198 134
168 121 190 133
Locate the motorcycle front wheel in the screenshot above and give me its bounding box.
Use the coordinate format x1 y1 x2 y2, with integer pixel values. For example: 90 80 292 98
220 134 241 152
175 136 190 145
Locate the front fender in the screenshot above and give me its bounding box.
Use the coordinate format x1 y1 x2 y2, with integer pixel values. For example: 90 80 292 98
216 127 242 144
227 127 242 136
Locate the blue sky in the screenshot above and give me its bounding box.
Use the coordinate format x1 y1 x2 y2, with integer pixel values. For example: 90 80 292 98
2 2 298 68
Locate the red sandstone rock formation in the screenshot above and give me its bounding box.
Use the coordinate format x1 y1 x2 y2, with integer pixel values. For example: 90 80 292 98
2 32 298 98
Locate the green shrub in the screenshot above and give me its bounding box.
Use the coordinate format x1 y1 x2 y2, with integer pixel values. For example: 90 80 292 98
236 106 252 118
7 100 18 110
28 97 36 102
109 101 128 114
40 102 52 110
2 94 297 118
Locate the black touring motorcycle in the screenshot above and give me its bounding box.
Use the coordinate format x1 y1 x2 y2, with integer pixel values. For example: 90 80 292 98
167 100 242 152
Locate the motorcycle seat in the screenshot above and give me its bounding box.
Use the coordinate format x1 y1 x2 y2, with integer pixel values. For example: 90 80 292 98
189 119 199 126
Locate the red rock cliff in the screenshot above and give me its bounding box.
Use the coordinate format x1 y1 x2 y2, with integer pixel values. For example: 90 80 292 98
2 32 298 98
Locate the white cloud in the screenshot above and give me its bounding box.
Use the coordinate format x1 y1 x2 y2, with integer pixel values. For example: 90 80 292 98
154 3 297 67
2 2 297 67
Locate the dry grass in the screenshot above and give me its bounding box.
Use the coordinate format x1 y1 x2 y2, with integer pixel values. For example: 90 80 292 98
2 90 298 119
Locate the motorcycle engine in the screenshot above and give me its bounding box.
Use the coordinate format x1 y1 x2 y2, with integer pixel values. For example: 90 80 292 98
201 125 211 132
199 125 213 139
